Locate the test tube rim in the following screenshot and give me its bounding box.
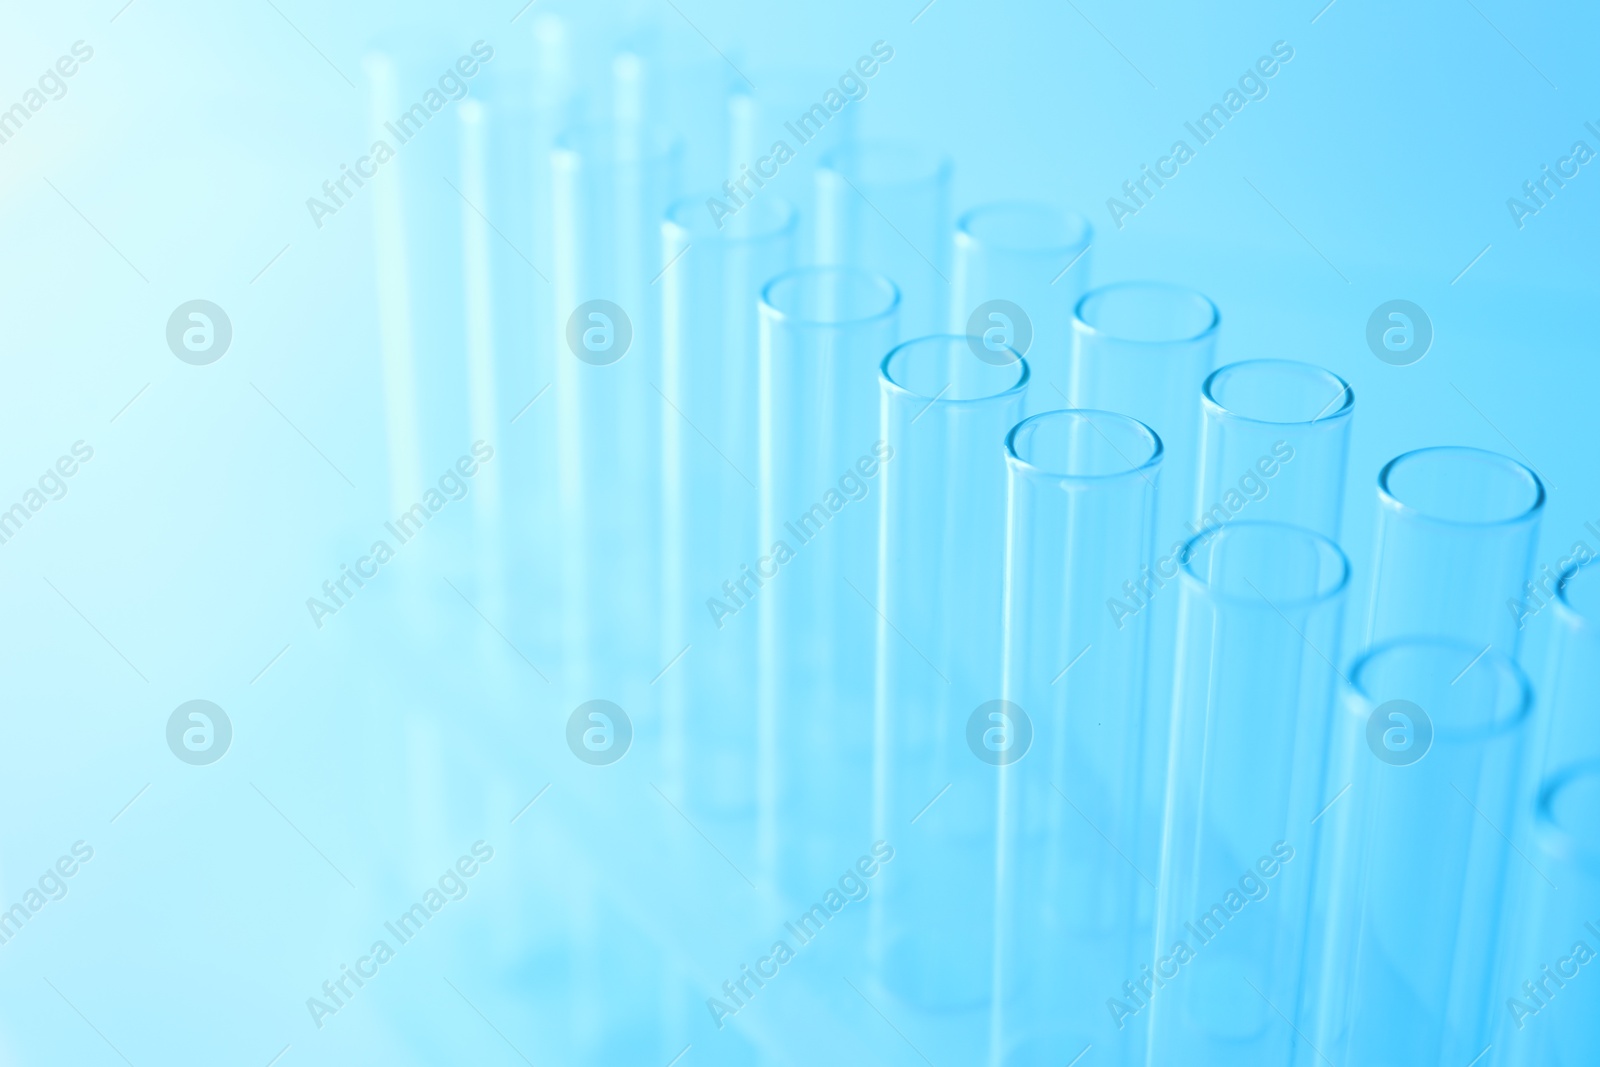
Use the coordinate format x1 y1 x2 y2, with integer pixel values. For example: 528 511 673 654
817 139 954 190
1348 636 1533 746
953 200 1093 258
1177 519 1351 612
1003 408 1164 485
880 335 1031 406
1533 758 1600 871
664 193 798 245
1554 558 1600 635
1200 358 1354 428
759 266 901 331
1071 280 1221 347
1375 445 1546 531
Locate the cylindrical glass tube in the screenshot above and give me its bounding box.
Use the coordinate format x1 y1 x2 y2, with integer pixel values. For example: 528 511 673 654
1067 282 1221 531
755 267 900 894
1313 639 1533 1065
1364 447 1545 654
1533 559 1600 779
1196 360 1354 541
950 202 1093 403
659 193 797 847
1148 522 1350 1065
551 120 682 689
994 409 1163 1065
1500 760 1600 1065
873 337 1028 1052
816 141 952 337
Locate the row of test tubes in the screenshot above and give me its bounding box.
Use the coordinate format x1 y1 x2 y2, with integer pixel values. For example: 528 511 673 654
339 20 1598 1066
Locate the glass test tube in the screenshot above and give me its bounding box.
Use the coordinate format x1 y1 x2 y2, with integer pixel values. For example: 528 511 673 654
1364 446 1544 654
950 202 1093 402
551 120 682 689
755 267 900 894
1148 522 1350 1065
1316 639 1532 1066
816 141 952 337
1196 359 1354 541
1499 761 1600 1066
1535 560 1600 778
994 409 1163 1066
659 194 797 841
873 337 1028 1051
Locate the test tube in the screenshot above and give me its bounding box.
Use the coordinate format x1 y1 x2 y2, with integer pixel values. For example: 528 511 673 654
994 409 1163 1065
1315 639 1533 1065
1196 360 1354 541
1148 521 1350 1065
1499 760 1600 1065
1364 447 1544 654
1067 282 1220 528
1534 560 1600 777
551 119 682 689
950 202 1093 399
659 193 797 842
816 141 952 337
872 337 1028 1051
755 266 899 893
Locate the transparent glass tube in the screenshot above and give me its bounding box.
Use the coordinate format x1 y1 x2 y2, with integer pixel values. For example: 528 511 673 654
551 121 682 689
816 141 952 337
1068 282 1220 525
950 202 1093 404
1148 522 1350 1065
1196 360 1354 541
994 409 1163 1065
1500 760 1600 1066
1364 447 1545 654
1534 560 1600 779
659 194 797 843
755 267 900 894
1314 639 1533 1065
873 337 1028 1051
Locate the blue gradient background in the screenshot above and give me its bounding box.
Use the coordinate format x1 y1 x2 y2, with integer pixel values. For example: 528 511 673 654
0 1 1594 1064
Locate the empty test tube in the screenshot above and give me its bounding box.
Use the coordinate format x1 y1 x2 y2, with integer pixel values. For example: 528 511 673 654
1533 560 1600 778
994 409 1163 1065
816 141 952 336
1149 521 1350 1065
950 202 1093 399
1196 359 1353 540
872 337 1028 1051
1364 446 1544 654
755 266 900 894
1315 639 1533 1066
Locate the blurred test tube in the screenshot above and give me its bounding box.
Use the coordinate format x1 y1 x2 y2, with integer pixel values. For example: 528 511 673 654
755 266 900 895
659 193 798 843
551 115 682 688
817 141 952 337
1149 522 1349 1065
950 202 1093 403
994 409 1163 1066
872 336 1028 1055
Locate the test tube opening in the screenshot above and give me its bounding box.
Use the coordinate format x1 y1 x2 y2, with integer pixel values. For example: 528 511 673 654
1377 446 1545 527
955 201 1092 259
1536 760 1600 873
1180 520 1349 609
1350 638 1532 744
881 335 1029 404
666 192 798 243
1005 408 1163 482
1202 359 1353 425
1556 557 1600 631
1073 281 1220 345
760 266 900 329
